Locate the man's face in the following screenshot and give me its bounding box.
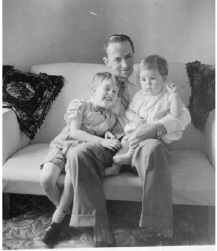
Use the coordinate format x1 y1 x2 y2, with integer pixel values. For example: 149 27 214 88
104 41 134 79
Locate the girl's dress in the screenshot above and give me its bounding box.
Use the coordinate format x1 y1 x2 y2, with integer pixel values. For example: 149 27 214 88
125 86 185 143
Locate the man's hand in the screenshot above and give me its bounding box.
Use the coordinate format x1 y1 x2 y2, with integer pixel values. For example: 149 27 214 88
126 123 158 147
126 136 140 149
100 138 121 151
105 131 116 139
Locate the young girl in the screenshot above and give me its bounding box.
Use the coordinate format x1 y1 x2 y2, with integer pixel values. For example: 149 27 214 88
105 54 185 176
40 72 122 246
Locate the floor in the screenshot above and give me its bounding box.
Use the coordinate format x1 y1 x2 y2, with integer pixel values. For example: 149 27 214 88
2 194 215 249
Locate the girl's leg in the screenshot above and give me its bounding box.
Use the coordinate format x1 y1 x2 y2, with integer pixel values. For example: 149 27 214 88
104 162 121 176
113 144 135 165
40 162 62 207
105 137 130 176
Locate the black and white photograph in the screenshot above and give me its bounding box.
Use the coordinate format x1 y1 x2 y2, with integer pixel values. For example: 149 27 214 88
2 0 215 250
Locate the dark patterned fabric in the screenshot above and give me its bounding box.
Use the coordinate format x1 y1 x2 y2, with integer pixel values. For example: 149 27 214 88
3 67 64 139
186 61 215 130
3 65 14 78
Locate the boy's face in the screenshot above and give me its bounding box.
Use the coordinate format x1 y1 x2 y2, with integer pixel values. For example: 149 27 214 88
140 69 166 96
92 79 119 109
103 41 134 80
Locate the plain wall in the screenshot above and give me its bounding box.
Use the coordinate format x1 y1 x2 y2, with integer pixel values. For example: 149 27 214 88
3 0 215 71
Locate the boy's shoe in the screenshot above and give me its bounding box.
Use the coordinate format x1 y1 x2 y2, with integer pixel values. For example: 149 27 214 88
60 214 79 236
42 222 63 248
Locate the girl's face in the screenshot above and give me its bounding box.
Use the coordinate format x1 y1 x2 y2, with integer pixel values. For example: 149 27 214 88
92 79 119 109
140 69 166 95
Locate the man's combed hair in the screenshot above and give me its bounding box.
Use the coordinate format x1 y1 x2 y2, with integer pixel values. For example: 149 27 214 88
91 72 122 91
104 34 135 55
140 55 168 76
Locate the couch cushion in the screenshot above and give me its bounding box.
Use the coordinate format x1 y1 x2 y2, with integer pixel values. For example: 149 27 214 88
169 150 215 205
3 67 64 140
186 61 215 131
3 144 215 206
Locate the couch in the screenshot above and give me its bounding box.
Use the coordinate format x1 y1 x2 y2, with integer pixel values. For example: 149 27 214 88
3 62 215 237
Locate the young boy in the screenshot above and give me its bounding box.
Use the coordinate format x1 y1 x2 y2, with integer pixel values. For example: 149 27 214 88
40 72 122 247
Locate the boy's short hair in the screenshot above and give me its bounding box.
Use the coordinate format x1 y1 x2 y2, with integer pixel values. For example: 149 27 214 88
104 34 135 56
91 72 122 91
139 55 168 76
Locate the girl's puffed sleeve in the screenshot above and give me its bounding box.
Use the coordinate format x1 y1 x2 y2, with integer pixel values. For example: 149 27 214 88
64 99 86 128
128 90 142 112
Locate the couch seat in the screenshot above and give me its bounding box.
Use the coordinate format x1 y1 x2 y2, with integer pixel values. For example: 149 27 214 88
3 144 215 206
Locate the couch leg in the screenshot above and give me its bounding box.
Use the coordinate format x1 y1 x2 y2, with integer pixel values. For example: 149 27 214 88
208 206 215 243
3 194 11 220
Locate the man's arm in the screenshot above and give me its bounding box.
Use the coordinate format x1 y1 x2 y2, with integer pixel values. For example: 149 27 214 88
157 107 191 135
127 108 191 146
126 123 162 148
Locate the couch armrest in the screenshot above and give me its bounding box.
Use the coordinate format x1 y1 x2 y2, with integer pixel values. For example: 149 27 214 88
3 108 30 164
205 109 215 167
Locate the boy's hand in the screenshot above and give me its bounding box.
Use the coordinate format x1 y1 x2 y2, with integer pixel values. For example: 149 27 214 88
100 138 120 151
166 82 177 94
68 99 83 111
105 131 116 139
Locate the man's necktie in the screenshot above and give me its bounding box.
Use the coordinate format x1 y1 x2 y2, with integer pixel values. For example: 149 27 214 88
120 80 131 110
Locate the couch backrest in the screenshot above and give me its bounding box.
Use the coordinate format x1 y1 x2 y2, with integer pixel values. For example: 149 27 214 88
31 62 206 152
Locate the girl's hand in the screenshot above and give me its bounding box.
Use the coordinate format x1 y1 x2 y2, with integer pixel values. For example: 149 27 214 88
105 131 116 139
134 116 145 127
166 82 177 94
100 138 121 151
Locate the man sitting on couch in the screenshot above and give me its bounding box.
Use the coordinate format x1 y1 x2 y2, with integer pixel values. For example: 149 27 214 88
41 34 191 247
102 34 191 241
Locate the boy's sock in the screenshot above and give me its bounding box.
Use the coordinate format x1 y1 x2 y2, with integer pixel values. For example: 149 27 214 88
42 208 72 247
52 208 67 223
